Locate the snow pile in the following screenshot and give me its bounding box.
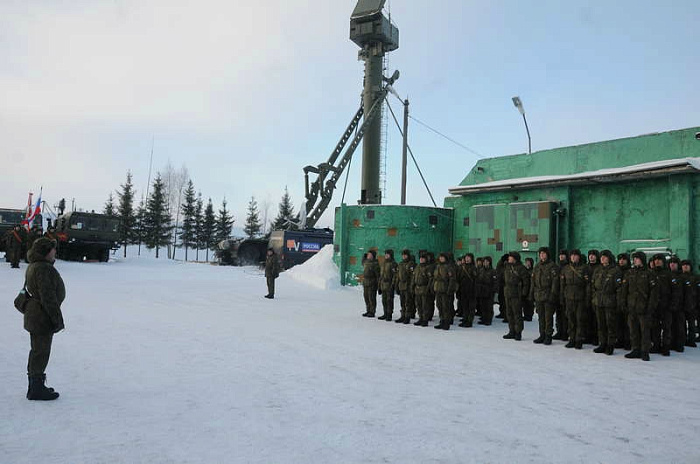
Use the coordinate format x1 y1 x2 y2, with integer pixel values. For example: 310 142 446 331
283 244 340 290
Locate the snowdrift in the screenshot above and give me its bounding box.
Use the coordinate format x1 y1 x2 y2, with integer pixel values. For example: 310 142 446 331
282 244 340 290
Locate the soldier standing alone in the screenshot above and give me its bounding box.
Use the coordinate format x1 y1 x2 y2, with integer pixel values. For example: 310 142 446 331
264 248 280 299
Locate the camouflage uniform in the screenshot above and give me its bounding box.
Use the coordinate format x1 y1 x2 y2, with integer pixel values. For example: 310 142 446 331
7 227 26 268
530 248 559 344
680 261 697 347
395 251 416 323
560 250 591 348
503 252 530 340
457 254 477 328
651 256 671 354
412 256 433 326
621 252 659 360
586 250 601 344
425 253 437 321
615 254 632 350
433 254 457 330
264 250 280 298
379 250 398 320
362 252 380 317
591 251 622 353
554 251 569 340
475 257 498 325
667 258 686 352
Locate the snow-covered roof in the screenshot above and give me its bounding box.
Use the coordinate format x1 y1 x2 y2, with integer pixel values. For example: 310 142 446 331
449 157 700 195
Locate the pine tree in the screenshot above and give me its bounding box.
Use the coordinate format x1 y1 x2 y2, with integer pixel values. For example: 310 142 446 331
244 196 262 239
104 192 116 217
202 198 217 261
271 186 297 231
179 180 197 261
117 171 137 257
194 192 203 262
215 198 234 243
143 174 173 258
135 196 146 256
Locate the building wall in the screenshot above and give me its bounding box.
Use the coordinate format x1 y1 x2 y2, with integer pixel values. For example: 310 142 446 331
334 204 453 285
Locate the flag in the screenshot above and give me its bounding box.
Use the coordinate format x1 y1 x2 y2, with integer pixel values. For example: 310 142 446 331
26 188 42 229
21 192 33 229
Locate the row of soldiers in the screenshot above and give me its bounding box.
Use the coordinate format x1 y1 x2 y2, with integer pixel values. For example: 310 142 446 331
3 224 57 269
361 247 699 361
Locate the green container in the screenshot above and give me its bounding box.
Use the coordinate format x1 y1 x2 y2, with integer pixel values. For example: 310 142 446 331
334 204 453 286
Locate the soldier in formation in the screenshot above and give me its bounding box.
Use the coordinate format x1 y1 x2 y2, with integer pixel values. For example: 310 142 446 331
357 245 700 361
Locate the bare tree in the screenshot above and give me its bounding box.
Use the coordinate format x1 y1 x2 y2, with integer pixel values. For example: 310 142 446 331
162 161 189 259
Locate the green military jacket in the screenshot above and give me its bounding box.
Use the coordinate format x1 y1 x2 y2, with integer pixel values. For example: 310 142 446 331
681 272 696 314
530 259 559 303
380 258 398 292
475 265 498 299
560 262 591 303
265 254 280 278
653 267 671 312
621 265 659 315
591 264 622 308
433 262 456 295
24 248 65 335
362 259 380 288
616 264 630 312
504 262 530 299
669 270 684 312
412 263 432 296
458 263 477 297
396 258 415 292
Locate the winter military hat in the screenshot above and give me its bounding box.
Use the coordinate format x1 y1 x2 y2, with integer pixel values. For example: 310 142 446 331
538 247 551 258
31 237 57 257
631 251 647 265
617 252 630 262
569 249 582 257
600 250 615 262
680 259 692 267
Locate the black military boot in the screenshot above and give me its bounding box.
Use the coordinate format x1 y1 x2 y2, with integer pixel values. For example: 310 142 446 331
385 315 392 322
434 321 445 330
625 349 641 359
514 333 522 341
413 319 423 326
458 320 470 328
395 316 405 324
574 341 583 349
673 345 684 353
660 346 670 356
605 345 614 356
402 318 411 325
593 345 607 354
419 319 429 327
565 340 576 349
503 332 515 340
378 315 387 320
544 335 552 345
27 375 59 401
641 352 650 361
533 335 545 344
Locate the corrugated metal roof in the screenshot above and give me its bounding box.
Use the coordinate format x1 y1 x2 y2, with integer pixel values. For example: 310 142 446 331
449 157 700 195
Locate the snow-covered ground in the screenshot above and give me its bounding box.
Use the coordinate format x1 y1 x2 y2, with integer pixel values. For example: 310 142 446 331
1 247 699 464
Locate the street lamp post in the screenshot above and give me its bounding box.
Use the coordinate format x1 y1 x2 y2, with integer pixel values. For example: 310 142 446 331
512 96 531 155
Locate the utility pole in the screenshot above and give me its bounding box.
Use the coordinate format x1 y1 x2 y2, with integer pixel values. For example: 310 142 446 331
400 98 409 205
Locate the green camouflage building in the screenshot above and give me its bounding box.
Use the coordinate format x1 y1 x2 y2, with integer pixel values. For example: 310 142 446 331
335 126 700 284
446 126 700 264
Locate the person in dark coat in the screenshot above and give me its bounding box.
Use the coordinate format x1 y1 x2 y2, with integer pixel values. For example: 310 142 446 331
7 224 26 269
24 237 65 401
560 249 591 349
681 260 697 348
475 256 498 325
554 250 569 340
621 252 659 361
503 252 530 341
530 247 559 345
362 250 380 317
615 253 632 350
264 248 280 299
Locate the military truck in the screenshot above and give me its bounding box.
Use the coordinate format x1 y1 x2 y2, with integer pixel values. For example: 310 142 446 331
268 228 334 270
215 238 269 266
54 211 120 262
0 209 26 256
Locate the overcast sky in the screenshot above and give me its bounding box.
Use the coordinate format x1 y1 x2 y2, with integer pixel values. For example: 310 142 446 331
1 0 698 229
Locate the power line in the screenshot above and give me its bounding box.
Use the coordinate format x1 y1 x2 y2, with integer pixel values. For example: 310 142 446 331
408 115 485 159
